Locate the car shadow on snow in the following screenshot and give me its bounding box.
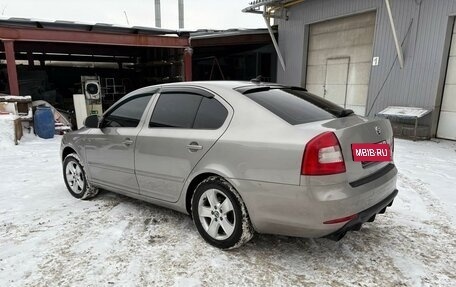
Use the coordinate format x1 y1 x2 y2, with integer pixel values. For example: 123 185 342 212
76 190 422 284
92 189 395 256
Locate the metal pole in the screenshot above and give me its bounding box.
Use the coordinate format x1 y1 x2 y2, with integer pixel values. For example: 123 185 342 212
178 0 184 29
3 40 19 95
155 0 161 28
183 47 193 81
124 11 130 26
385 0 404 69
263 14 286 71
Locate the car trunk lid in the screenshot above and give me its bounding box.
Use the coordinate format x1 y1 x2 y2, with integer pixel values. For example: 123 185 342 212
296 115 394 183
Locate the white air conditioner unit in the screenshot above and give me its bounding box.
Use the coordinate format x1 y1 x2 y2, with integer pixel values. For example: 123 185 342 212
84 80 101 100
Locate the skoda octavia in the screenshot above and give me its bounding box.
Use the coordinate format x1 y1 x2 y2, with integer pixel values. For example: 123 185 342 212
61 81 398 249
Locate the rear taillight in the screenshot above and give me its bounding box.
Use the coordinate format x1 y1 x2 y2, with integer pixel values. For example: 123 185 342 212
302 132 346 176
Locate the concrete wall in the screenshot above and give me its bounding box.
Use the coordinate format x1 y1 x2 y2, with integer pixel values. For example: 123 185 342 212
277 0 456 136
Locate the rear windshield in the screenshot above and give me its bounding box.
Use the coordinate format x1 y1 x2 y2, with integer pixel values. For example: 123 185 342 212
244 88 345 125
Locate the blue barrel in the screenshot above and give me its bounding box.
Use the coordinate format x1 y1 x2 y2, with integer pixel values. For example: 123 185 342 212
34 106 55 139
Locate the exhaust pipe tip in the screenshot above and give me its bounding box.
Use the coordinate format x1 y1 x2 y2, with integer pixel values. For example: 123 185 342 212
352 223 363 231
368 214 376 222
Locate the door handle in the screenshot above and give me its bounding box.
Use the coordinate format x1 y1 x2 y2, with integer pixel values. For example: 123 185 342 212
186 142 203 151
122 138 134 146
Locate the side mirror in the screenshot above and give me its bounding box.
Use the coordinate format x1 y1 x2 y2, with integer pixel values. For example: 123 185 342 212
84 115 100 128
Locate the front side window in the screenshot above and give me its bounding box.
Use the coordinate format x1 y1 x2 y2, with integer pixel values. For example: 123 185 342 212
103 94 153 128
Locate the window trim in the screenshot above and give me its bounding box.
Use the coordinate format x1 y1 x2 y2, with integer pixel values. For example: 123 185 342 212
160 86 214 99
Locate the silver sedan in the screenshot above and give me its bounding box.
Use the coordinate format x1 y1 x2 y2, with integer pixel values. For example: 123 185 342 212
61 81 398 249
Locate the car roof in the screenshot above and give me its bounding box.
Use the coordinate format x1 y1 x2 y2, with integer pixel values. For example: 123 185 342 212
159 80 286 91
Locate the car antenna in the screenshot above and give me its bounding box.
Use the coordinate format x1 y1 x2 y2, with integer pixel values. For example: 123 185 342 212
250 75 262 84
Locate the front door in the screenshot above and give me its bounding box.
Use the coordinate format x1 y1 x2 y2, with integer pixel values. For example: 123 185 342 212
135 88 231 202
85 94 153 193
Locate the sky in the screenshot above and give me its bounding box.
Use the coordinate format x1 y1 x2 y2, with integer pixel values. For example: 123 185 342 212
0 0 264 30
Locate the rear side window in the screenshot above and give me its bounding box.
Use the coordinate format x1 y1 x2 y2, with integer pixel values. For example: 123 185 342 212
193 97 228 129
150 92 228 129
244 89 337 125
103 94 153 128
150 93 202 128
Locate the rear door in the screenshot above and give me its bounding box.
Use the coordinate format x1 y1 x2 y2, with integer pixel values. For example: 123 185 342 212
135 87 232 202
85 93 154 193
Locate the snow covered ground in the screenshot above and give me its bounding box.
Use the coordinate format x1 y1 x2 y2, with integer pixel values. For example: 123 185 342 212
0 134 455 286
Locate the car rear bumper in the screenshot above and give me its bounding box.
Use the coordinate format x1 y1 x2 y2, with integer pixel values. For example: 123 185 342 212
324 189 398 241
231 164 398 238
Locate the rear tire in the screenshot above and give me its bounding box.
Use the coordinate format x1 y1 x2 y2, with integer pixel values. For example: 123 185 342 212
191 176 254 249
63 153 98 200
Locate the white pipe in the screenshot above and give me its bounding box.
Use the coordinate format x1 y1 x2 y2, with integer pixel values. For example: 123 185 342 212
178 0 184 29
385 0 404 69
155 0 161 28
263 14 286 71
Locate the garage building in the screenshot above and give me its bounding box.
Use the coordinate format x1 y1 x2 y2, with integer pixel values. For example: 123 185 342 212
244 0 456 140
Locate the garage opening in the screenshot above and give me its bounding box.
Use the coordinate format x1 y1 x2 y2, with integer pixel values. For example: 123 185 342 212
0 41 184 113
437 20 456 140
305 12 376 116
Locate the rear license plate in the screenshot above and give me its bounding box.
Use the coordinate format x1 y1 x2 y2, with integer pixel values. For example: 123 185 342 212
352 143 391 162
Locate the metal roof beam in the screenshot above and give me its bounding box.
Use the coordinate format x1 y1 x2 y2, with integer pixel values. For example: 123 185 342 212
0 26 188 48
190 33 272 47
11 42 151 56
0 53 136 63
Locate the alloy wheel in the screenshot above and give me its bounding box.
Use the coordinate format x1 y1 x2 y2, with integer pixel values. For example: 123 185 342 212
198 188 236 240
65 160 85 194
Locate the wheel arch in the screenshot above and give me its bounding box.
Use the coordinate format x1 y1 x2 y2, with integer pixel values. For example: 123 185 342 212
184 172 244 216
62 146 77 161
185 172 219 215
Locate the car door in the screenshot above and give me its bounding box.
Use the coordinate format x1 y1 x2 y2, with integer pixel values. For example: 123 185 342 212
135 87 232 202
85 93 154 194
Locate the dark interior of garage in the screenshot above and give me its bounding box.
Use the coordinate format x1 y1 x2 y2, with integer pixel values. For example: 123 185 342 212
192 44 276 82
0 41 184 111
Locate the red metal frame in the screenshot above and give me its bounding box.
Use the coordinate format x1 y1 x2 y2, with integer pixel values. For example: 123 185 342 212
3 40 19 95
183 47 193 81
0 27 188 48
0 26 191 95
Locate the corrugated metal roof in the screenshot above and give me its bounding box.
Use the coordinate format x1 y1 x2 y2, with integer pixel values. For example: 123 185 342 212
0 17 274 41
0 17 189 36
0 17 273 40
189 28 273 39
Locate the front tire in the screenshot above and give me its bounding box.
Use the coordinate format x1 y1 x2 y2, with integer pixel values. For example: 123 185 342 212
191 176 254 249
63 153 98 200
